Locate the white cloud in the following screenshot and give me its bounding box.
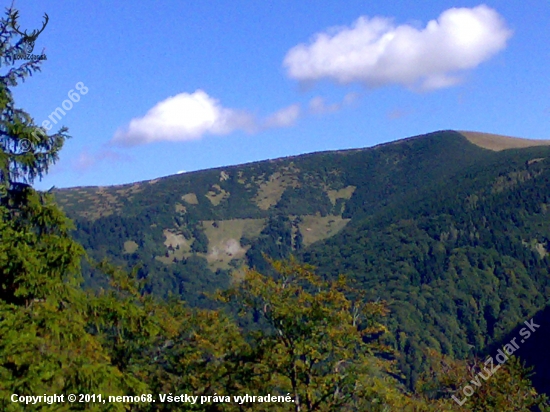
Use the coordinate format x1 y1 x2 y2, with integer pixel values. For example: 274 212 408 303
308 96 339 114
342 92 360 105
72 148 129 172
73 152 95 171
283 5 512 90
112 90 255 146
387 108 411 120
308 93 359 114
263 104 301 128
112 91 308 146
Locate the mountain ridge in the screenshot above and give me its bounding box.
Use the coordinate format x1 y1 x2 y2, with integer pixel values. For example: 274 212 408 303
52 129 550 394
54 129 550 192
460 130 550 151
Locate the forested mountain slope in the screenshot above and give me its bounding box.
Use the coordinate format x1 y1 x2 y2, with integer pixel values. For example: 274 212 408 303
304 137 550 389
54 130 550 394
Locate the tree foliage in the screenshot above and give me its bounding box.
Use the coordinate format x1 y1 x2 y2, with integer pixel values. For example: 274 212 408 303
417 349 550 411
0 5 547 411
0 9 68 197
220 258 416 411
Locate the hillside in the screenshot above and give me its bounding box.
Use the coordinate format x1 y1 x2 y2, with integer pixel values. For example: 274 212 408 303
53 129 550 394
460 130 550 151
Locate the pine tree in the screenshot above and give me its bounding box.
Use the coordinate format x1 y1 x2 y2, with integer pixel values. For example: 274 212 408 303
0 9 68 203
0 7 130 410
0 11 220 409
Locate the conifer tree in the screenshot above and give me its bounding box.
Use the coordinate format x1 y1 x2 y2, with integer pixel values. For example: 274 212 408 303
0 7 130 410
0 8 67 202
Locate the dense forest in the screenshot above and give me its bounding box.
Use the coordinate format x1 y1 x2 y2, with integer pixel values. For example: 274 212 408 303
56 130 550 400
1 6 550 411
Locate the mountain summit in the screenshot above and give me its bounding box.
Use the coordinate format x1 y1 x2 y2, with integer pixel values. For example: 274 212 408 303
460 130 550 151
54 130 550 393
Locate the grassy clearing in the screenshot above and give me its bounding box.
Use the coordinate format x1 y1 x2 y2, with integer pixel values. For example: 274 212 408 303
123 240 139 254
460 131 550 151
55 185 130 220
326 185 356 205
181 193 199 204
202 218 265 242
162 229 188 249
114 183 143 197
298 215 350 246
205 184 230 206
175 203 187 213
155 229 191 265
253 170 300 210
200 218 265 269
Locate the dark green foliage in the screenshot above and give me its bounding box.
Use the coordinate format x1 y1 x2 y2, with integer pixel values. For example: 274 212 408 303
191 224 209 253
3 5 549 409
0 16 68 199
304 145 550 391
246 214 293 271
275 185 333 216
294 227 303 251
484 303 550 397
54 129 550 397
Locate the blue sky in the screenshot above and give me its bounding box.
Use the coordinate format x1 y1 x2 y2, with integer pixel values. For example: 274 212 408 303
7 0 550 189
